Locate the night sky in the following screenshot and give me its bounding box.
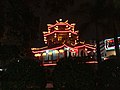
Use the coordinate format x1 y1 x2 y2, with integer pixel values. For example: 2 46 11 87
0 0 120 47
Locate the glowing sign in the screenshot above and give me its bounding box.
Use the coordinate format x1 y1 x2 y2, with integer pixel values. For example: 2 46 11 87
48 52 52 55
42 53 46 56
59 49 64 53
34 53 41 57
104 37 120 50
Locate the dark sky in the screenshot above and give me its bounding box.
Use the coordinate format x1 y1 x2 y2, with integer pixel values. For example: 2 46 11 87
26 0 120 40
26 0 97 39
23 0 95 47
1 0 120 47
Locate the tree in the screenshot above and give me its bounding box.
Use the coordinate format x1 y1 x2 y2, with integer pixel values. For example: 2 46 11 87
3 57 46 89
53 57 95 89
97 58 120 90
77 0 120 61
76 0 107 63
106 0 120 57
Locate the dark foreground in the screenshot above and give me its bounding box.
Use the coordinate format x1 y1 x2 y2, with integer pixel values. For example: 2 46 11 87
1 56 120 90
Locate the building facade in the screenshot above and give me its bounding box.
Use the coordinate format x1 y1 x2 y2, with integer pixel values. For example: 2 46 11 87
104 37 120 57
31 19 96 66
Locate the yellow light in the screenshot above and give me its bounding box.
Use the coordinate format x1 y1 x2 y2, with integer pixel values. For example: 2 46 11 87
85 48 87 51
54 27 58 30
44 37 46 39
34 53 41 57
69 33 71 37
56 20 59 23
66 25 68 27
47 24 52 26
31 48 39 50
42 53 46 56
54 50 59 53
65 20 68 23
80 41 85 44
71 23 75 25
43 32 47 34
48 52 52 55
59 49 64 53
59 19 62 21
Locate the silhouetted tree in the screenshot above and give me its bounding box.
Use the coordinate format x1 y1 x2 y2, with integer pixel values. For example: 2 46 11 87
105 0 120 57
97 58 120 90
2 57 46 89
78 0 107 63
53 57 95 89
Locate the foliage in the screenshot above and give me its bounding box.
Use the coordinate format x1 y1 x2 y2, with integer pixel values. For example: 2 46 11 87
53 57 95 89
2 57 46 89
97 58 120 90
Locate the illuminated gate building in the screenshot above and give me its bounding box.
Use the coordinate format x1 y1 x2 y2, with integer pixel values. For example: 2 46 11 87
31 19 96 65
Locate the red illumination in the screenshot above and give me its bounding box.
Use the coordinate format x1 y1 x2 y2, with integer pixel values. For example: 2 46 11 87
70 49 78 53
32 44 77 53
31 19 97 66
70 49 74 52
74 45 84 49
109 40 114 43
32 44 71 53
44 30 77 36
42 63 57 66
86 61 98 64
75 45 95 50
32 45 65 53
85 45 96 50
48 23 74 29
32 44 95 54
85 44 95 47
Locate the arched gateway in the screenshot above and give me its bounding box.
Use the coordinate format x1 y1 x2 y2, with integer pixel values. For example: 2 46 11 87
31 19 96 66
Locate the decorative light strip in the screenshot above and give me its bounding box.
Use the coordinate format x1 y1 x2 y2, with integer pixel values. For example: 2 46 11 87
44 31 54 36
44 30 77 36
80 41 85 44
74 45 96 50
32 44 96 54
34 53 41 57
65 23 75 28
69 33 71 37
75 40 77 44
31 46 48 51
48 23 74 29
45 41 47 44
84 45 96 50
32 44 65 53
74 45 84 49
43 32 48 34
48 29 50 33
105 45 120 51
43 63 57 66
85 44 95 47
86 61 98 64
54 33 57 38
32 44 73 53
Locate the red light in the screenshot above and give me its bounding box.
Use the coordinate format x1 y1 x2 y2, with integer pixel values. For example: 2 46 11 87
109 40 114 43
32 44 73 53
70 49 78 53
48 22 74 29
44 30 77 36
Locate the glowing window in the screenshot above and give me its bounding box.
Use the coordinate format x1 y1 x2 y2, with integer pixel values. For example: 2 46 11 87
34 53 41 57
